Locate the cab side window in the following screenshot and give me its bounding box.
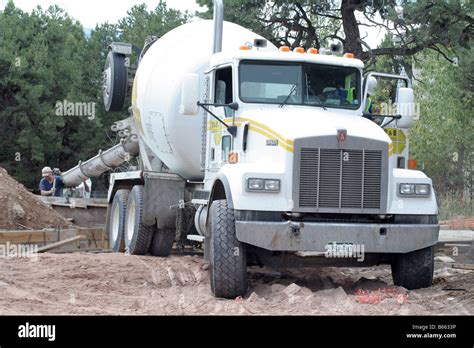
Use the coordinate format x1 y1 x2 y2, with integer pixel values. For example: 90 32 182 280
215 67 233 104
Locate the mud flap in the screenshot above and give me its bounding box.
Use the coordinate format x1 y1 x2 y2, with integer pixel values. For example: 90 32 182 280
142 172 185 229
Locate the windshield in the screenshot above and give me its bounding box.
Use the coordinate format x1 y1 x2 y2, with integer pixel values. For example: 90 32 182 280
239 60 361 109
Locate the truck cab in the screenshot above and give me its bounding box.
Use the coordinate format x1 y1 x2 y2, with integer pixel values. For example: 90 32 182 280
182 42 439 298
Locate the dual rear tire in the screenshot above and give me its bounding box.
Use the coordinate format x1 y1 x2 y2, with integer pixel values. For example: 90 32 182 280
124 185 154 255
106 185 174 256
106 189 129 252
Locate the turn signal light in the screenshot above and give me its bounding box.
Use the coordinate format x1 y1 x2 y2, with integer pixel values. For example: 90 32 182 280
239 45 251 50
294 47 305 53
229 152 239 164
279 46 290 52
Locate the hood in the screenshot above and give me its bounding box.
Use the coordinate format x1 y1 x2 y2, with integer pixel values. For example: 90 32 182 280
235 105 390 144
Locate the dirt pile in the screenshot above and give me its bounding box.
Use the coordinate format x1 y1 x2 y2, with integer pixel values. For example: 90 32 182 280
0 168 70 230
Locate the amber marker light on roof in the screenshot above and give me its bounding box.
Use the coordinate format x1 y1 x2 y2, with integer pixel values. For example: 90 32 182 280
279 46 290 52
294 47 305 53
344 53 355 58
307 48 319 54
239 45 251 50
408 159 417 169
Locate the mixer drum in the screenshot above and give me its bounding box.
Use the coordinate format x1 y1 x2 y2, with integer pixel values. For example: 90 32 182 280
132 20 275 180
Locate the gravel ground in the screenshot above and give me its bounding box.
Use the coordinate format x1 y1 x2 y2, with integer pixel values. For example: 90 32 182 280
0 251 472 315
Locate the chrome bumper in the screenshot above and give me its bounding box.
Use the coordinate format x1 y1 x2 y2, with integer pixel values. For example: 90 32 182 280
235 221 439 253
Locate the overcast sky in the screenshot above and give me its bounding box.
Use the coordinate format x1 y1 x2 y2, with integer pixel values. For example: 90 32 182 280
1 0 385 47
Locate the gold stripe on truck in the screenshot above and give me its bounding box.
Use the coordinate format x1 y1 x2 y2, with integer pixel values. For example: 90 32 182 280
214 117 295 153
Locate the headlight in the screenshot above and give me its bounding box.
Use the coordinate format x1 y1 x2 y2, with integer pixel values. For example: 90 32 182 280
247 178 280 192
415 184 430 196
399 183 430 196
247 178 264 190
399 183 415 195
264 179 280 192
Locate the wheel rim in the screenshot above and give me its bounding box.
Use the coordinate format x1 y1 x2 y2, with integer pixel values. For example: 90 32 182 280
111 202 120 243
126 200 136 244
102 65 112 99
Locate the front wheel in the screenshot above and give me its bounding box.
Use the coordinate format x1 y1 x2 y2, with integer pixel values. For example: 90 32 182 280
391 246 434 289
208 199 247 299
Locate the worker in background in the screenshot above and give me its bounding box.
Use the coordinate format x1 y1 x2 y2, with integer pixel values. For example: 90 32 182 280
39 167 63 197
344 74 356 104
365 76 378 115
320 76 356 106
77 178 92 198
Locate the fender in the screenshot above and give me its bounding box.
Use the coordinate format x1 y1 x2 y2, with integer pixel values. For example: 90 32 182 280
205 173 234 232
107 171 143 203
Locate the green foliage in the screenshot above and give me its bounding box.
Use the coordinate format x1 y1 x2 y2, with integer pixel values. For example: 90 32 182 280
0 0 189 190
410 49 473 198
118 1 190 48
0 1 88 186
438 193 472 221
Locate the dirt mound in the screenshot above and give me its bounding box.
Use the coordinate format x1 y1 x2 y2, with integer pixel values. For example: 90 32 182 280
0 168 70 230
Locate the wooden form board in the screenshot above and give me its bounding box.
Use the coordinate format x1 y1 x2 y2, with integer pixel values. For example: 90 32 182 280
37 235 86 253
0 228 107 248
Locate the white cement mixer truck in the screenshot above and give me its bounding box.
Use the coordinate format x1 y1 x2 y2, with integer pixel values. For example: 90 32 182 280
61 0 439 298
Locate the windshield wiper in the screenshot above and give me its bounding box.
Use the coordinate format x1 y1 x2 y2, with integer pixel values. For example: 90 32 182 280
279 83 298 108
308 95 327 111
305 73 327 110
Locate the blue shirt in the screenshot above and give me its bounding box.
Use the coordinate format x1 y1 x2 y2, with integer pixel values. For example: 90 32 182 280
325 88 348 103
39 176 63 197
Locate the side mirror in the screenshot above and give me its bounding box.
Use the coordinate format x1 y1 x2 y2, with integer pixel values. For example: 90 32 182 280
180 73 200 115
397 87 415 128
227 102 239 111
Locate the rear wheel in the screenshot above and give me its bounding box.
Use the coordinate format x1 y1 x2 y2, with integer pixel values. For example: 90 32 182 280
106 189 129 252
149 228 175 257
391 246 434 289
208 199 247 299
124 185 154 255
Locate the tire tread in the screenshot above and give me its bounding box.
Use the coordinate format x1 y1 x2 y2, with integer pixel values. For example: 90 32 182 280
392 246 434 289
209 200 247 298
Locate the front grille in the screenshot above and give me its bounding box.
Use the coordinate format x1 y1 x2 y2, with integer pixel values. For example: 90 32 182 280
299 148 382 210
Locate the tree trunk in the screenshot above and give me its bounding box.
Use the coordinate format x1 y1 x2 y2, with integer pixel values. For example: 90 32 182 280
341 0 363 57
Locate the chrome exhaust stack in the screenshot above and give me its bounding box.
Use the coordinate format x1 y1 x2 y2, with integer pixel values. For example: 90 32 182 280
212 0 224 54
